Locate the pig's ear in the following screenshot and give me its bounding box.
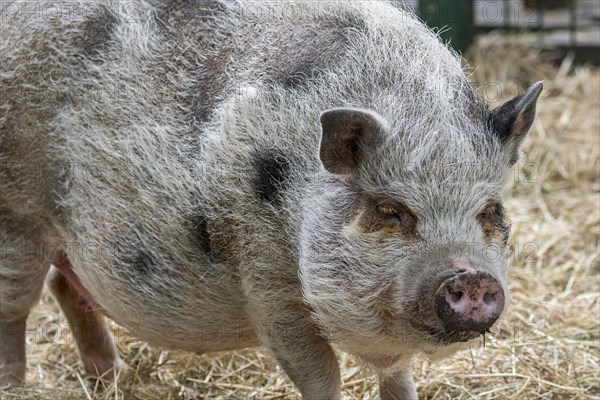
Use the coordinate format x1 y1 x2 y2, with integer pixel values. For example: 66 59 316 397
490 81 543 165
319 107 390 174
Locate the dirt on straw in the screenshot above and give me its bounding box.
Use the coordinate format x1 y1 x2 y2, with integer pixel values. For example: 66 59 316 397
1 34 599 400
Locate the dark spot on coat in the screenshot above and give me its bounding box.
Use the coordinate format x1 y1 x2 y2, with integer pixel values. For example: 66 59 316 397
155 0 232 125
112 237 182 305
184 10 360 123
112 228 157 279
73 7 118 60
186 210 219 262
188 44 233 124
268 26 347 89
155 0 228 26
252 149 290 205
125 250 157 279
267 16 362 89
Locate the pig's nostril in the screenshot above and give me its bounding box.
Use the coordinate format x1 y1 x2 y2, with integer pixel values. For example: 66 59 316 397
447 289 462 304
483 292 496 305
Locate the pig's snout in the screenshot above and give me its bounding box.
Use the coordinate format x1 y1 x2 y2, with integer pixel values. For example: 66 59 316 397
434 271 505 333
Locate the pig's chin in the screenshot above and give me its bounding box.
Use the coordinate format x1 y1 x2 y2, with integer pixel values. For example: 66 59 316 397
413 326 484 360
412 322 483 345
429 329 482 345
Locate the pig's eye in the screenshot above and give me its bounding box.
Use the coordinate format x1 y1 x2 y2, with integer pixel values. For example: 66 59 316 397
477 201 510 244
376 205 398 217
478 202 503 218
375 202 416 227
358 200 418 238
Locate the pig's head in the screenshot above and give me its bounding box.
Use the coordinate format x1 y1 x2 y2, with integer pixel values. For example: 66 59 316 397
299 82 543 370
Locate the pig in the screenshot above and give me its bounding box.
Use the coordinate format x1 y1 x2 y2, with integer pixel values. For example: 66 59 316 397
0 0 542 398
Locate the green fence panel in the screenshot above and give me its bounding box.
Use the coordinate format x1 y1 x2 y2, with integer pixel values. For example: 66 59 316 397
418 0 475 53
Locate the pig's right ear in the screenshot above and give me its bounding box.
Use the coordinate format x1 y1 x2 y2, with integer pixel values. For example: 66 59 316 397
490 81 543 165
319 107 390 174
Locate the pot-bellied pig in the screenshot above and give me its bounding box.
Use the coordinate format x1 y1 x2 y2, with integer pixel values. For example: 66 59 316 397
0 0 542 398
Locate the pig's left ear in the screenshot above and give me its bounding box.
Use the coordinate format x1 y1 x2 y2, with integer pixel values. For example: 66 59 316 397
319 107 390 174
490 81 543 165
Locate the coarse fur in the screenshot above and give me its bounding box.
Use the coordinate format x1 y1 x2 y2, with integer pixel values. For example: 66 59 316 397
0 0 542 397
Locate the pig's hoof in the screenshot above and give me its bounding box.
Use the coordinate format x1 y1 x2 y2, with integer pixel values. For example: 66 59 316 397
0 373 24 388
0 361 25 388
82 354 128 381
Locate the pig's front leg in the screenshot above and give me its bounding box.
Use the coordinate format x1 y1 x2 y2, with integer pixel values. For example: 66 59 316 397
255 302 341 400
380 367 418 400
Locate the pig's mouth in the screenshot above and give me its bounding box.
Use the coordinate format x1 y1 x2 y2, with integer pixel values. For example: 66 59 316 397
411 322 484 345
428 328 482 344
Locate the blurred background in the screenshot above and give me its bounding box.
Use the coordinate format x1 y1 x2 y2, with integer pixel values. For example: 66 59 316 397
406 0 599 65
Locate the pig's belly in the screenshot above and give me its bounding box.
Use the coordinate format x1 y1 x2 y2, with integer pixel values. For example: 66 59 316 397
55 254 261 353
